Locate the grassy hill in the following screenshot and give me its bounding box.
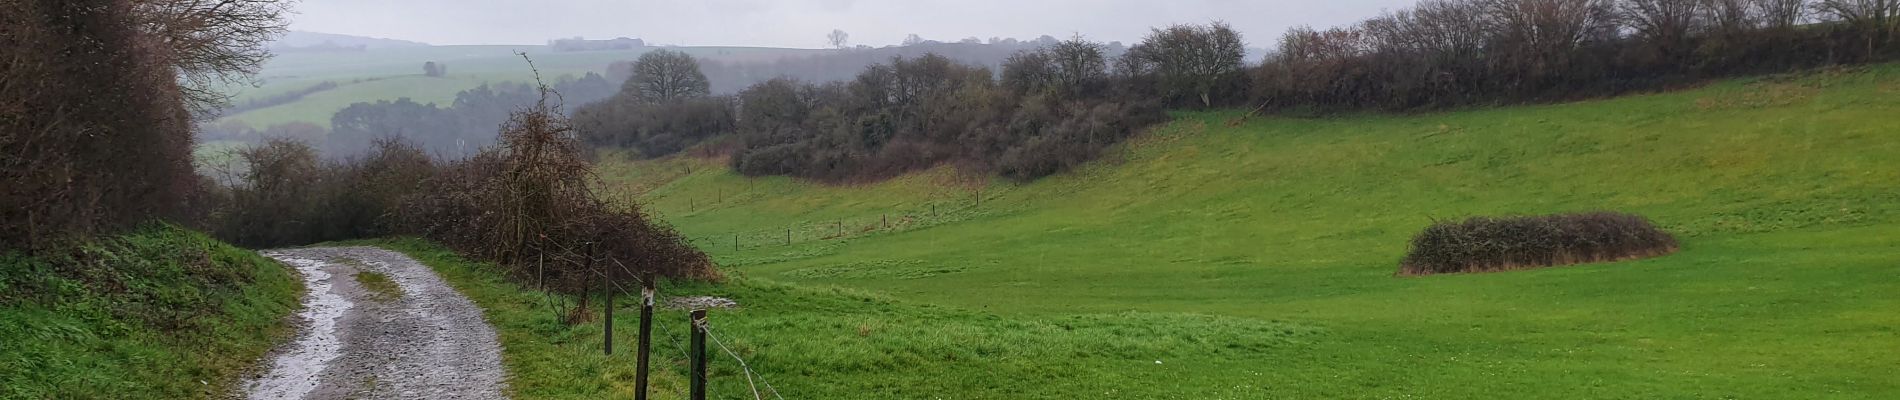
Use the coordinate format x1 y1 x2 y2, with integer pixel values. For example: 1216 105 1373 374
565 64 1900 398
217 45 818 129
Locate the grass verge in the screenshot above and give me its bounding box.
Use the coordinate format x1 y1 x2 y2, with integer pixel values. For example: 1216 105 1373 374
0 224 301 399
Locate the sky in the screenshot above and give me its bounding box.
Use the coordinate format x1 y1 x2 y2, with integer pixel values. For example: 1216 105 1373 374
289 0 1418 49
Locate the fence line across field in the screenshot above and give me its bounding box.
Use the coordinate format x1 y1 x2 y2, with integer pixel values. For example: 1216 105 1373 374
689 195 992 252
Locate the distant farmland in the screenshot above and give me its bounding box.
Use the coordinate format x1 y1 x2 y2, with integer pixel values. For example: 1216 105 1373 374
216 45 820 129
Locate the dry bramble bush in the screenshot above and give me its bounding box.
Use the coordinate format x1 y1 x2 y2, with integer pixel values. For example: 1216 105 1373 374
1399 212 1679 275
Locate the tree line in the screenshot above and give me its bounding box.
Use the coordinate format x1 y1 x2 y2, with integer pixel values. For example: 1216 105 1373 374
1257 0 1900 110
203 73 619 159
577 24 1244 181
577 0 1898 182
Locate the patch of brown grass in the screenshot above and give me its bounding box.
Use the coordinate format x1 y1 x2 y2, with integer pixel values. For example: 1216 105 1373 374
1695 82 1821 111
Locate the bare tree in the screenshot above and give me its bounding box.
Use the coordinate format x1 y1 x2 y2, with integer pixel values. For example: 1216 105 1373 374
1813 0 1899 25
1130 22 1248 107
1753 0 1810 28
1047 35 1109 95
903 34 927 46
827 29 850 50
1621 0 1705 46
1620 0 1705 64
1703 0 1758 33
1002 50 1056 94
624 49 710 103
132 0 294 117
1813 0 1898 57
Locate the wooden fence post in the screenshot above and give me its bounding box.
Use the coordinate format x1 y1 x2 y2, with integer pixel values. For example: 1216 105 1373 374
590 244 610 356
604 283 614 355
689 309 709 400
634 278 655 400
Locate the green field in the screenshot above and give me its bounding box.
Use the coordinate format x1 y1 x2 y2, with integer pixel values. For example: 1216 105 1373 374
218 45 818 129
535 65 1900 398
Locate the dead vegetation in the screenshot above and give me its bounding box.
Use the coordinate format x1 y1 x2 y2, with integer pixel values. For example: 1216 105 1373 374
1 0 200 251
1399 212 1679 276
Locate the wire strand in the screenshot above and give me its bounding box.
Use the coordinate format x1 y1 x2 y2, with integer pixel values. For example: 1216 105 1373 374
702 322 787 400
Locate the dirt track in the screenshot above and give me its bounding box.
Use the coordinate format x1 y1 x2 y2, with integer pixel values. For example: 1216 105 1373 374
243 247 508 400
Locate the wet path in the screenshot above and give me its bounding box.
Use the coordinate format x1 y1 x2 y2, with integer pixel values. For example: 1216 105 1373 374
244 247 507 400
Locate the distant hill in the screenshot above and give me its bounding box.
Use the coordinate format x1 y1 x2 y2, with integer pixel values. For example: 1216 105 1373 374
271 31 431 52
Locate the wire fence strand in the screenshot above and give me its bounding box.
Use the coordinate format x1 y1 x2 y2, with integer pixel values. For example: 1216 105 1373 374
703 321 787 400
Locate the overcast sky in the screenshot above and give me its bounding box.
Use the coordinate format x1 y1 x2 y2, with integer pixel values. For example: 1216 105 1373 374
290 0 1417 48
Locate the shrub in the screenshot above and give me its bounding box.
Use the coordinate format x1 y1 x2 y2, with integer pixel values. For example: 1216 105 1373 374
1398 212 1679 275
399 85 720 296
206 138 435 248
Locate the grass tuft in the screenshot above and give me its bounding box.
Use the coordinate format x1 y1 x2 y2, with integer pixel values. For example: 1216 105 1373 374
353 270 402 300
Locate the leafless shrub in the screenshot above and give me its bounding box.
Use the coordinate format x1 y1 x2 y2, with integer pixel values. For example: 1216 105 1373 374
1399 212 1679 276
401 67 719 306
2 0 197 251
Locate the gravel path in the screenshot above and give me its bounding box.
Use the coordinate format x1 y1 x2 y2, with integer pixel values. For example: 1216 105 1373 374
244 247 508 400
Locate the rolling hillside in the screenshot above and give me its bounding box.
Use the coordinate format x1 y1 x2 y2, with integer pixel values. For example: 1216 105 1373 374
216 42 818 129
574 64 1900 398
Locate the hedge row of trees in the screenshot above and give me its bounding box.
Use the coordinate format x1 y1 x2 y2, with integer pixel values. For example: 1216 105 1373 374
1257 0 1900 110
578 24 1247 181
573 1 1898 182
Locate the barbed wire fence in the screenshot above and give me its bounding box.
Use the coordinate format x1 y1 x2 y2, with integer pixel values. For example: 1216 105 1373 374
670 187 999 255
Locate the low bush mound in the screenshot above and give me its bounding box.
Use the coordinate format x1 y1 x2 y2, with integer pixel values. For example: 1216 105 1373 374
1399 212 1678 276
